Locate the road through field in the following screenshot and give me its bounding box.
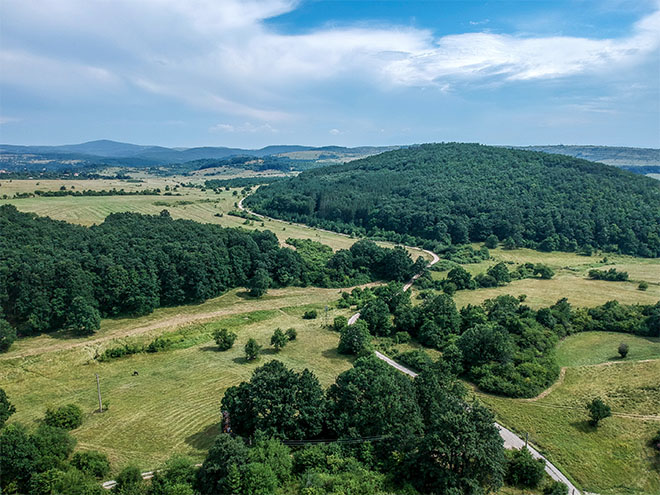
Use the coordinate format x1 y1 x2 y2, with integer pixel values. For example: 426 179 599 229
224 195 583 494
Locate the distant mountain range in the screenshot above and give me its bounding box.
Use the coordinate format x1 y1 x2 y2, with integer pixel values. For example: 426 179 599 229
0 139 398 169
1 139 658 175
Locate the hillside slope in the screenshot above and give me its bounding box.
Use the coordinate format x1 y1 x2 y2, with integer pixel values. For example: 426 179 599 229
246 143 660 257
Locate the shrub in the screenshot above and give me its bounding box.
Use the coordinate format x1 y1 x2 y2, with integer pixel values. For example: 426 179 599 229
333 316 348 331
214 328 237 351
71 451 111 478
543 480 569 495
394 331 411 344
0 388 16 429
651 429 660 452
618 342 629 358
270 328 288 351
244 338 262 361
484 234 499 249
638 281 649 291
396 350 433 372
442 282 457 296
145 336 172 353
44 404 83 430
0 319 16 353
505 448 545 488
588 268 629 282
303 310 318 320
285 328 297 341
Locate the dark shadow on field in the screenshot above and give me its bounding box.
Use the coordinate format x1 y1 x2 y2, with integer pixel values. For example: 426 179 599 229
48 329 82 341
232 356 248 365
199 345 219 352
185 423 220 450
570 420 598 433
261 348 278 356
322 348 354 364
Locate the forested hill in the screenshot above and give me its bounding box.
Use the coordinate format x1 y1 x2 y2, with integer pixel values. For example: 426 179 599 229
246 143 660 257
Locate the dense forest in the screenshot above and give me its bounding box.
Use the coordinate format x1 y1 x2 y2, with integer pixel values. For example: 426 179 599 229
0 206 418 347
246 143 660 257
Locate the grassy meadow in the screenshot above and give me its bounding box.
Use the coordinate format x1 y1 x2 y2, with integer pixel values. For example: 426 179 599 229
0 176 432 260
428 246 660 308
0 287 355 472
477 332 660 495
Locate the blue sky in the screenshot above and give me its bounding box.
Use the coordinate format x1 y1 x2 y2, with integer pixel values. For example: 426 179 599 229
1 0 658 148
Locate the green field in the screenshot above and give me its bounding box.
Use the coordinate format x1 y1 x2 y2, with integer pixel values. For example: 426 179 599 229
478 333 660 495
0 177 432 260
431 246 660 308
556 332 660 367
0 287 355 472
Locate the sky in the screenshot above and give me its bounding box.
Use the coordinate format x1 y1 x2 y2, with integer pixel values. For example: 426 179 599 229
0 0 659 148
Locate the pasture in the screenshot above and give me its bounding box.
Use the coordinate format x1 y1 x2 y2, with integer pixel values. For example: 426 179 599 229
0 177 433 259
478 334 660 495
0 287 354 472
430 246 660 308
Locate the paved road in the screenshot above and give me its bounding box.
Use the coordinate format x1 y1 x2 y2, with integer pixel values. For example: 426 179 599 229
204 195 580 494
370 350 581 494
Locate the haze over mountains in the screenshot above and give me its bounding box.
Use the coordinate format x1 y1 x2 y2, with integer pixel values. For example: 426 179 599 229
1 139 659 174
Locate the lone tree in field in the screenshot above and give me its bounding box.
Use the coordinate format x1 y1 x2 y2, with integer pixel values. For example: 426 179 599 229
244 338 262 361
285 328 297 341
270 328 288 351
618 342 629 358
587 397 612 427
214 328 237 351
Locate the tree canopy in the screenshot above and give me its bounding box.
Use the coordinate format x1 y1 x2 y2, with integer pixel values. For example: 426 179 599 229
247 143 660 257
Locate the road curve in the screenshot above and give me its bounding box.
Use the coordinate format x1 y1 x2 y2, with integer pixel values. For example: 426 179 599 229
227 195 580 494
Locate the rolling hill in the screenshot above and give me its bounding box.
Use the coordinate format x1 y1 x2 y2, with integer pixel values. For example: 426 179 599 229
245 142 660 257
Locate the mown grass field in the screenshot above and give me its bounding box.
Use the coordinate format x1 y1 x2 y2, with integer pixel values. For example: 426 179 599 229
0 177 432 260
556 332 660 367
0 288 355 472
478 333 660 495
429 246 660 308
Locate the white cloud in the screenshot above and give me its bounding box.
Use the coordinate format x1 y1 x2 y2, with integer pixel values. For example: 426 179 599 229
0 116 19 125
1 0 658 120
329 128 342 135
210 122 278 134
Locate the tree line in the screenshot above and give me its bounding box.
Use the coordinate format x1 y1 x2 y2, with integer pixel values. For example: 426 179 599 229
334 283 660 398
246 143 660 258
0 206 419 351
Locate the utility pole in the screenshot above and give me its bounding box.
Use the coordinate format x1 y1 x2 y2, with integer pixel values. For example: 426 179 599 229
324 305 329 327
95 374 103 413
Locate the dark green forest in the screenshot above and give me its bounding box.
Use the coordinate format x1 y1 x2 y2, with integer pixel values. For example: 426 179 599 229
246 143 660 257
0 206 418 345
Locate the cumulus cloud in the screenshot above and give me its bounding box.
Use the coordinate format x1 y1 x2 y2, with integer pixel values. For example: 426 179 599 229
1 0 658 121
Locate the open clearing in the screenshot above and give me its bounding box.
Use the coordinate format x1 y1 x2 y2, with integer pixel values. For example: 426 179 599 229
556 332 660 367
428 246 660 308
0 290 354 472
0 177 432 260
478 334 660 495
